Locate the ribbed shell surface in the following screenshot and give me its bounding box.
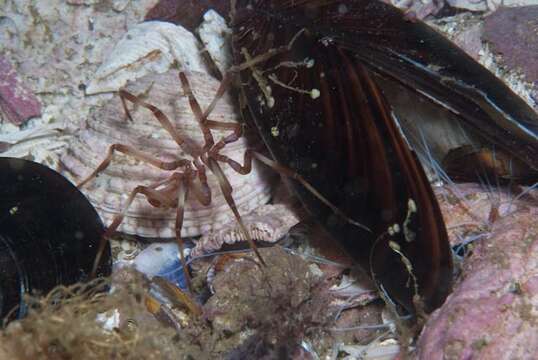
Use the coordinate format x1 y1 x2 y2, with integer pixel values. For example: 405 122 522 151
60 70 274 238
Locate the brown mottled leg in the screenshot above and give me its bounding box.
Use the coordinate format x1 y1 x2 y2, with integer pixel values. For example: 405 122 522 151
214 149 371 232
179 71 267 264
91 177 181 277
205 157 266 265
178 72 217 150
77 143 190 189
118 90 214 204
171 173 195 292
118 90 200 157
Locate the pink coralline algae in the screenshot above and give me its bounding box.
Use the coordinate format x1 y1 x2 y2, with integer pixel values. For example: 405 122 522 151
484 6 538 84
0 56 42 126
417 186 538 360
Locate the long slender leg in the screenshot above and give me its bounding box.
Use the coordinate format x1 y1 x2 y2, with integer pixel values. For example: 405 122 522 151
179 72 266 263
178 72 246 156
178 72 263 165
205 157 266 265
178 72 217 153
77 143 190 188
190 159 212 206
172 173 194 293
90 178 181 277
215 149 371 232
204 120 244 157
118 90 202 157
184 39 299 123
200 72 234 122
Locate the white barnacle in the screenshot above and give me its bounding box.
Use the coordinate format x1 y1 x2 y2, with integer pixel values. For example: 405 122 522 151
267 96 275 108
403 198 417 242
388 240 400 252
388 223 400 236
408 199 417 213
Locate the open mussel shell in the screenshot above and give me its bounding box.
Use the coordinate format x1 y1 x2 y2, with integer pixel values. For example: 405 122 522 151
230 0 456 314
0 157 111 321
146 0 538 314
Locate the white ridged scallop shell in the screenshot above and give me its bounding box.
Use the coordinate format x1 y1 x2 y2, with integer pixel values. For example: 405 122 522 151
60 69 275 238
190 203 302 258
86 21 208 95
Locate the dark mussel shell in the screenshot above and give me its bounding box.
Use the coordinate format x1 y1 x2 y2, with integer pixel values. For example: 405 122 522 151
229 0 538 313
145 0 538 313
0 157 111 321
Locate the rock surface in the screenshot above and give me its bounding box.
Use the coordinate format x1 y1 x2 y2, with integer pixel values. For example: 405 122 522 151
418 185 538 359
484 6 538 85
0 56 42 125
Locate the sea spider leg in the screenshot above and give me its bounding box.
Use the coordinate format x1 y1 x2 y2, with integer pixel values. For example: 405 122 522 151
179 71 371 232
206 156 266 263
76 143 191 188
179 72 216 152
172 172 194 292
118 90 215 207
90 175 181 277
214 149 372 232
179 71 266 264
118 90 202 158
197 28 307 121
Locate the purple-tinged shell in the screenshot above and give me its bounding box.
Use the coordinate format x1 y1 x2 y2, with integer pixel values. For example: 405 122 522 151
484 6 538 84
0 56 42 126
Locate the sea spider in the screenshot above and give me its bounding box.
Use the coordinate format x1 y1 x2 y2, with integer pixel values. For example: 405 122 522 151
77 70 271 290
77 68 362 291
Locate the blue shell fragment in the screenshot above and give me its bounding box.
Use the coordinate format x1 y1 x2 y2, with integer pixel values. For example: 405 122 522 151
132 242 190 291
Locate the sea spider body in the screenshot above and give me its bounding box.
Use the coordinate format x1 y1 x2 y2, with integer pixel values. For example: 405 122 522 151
60 70 275 240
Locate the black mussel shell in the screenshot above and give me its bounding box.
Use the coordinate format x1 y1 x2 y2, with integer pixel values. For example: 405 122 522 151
145 0 538 314
0 157 111 321
229 0 455 314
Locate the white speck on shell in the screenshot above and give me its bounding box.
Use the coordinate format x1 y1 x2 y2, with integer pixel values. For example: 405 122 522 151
86 21 208 95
